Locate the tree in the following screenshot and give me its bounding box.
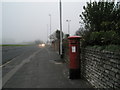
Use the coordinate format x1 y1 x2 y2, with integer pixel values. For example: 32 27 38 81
80 1 120 32
35 40 43 45
75 27 85 36
78 1 120 46
50 30 64 41
56 30 64 40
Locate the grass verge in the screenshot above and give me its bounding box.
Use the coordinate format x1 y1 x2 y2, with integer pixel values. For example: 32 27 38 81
0 44 32 46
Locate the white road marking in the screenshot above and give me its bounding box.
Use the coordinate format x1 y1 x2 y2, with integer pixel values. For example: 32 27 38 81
0 60 13 68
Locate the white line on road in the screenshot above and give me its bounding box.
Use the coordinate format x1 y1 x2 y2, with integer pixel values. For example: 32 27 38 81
2 49 42 87
0 60 13 68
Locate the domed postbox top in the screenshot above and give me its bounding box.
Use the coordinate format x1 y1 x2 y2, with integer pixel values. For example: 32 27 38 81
68 36 82 39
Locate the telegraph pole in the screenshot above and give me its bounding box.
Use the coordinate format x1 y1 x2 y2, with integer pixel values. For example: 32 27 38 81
59 0 63 58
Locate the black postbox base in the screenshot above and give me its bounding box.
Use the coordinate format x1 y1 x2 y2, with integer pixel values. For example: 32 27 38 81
69 69 81 79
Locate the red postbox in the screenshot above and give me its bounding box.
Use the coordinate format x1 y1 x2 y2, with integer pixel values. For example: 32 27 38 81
68 36 81 79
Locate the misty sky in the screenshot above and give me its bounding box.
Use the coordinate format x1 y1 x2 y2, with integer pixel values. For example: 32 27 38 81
1 0 87 44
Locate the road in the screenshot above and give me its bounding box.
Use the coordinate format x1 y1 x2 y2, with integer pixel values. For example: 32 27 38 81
2 45 93 88
2 45 38 64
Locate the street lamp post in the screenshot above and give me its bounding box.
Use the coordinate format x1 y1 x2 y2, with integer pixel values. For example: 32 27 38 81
49 14 51 44
66 20 71 36
47 24 48 44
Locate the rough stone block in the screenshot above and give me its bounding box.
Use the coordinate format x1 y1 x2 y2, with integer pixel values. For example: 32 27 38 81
111 68 119 73
115 74 120 79
109 71 115 76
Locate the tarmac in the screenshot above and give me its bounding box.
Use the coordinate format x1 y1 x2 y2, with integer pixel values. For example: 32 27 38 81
2 46 94 88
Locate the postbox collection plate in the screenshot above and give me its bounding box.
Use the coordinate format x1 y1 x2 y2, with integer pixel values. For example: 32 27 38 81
72 46 76 52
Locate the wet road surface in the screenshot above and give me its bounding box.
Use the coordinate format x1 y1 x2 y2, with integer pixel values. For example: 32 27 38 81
2 46 93 88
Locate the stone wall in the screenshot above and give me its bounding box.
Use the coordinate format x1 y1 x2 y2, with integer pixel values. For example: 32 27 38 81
81 48 120 89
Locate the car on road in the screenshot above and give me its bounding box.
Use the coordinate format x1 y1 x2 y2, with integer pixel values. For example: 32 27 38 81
38 44 45 47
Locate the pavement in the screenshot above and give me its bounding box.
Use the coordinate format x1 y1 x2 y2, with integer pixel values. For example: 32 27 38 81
2 46 93 88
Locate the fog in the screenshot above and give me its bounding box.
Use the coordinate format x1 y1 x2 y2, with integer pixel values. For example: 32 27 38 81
1 1 86 44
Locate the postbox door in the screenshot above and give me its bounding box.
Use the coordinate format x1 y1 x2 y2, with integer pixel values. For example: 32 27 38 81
69 44 80 69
